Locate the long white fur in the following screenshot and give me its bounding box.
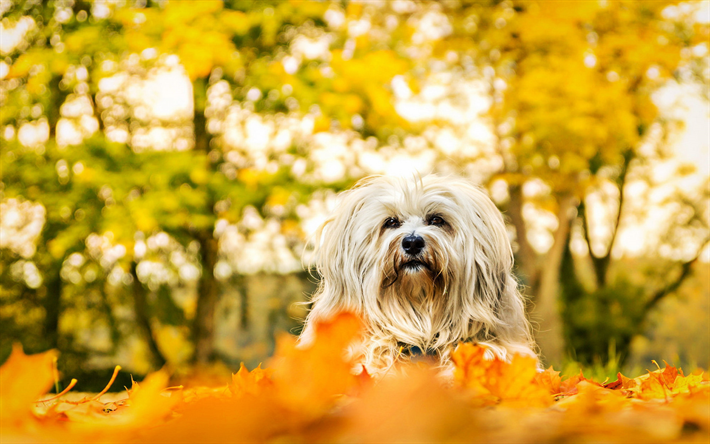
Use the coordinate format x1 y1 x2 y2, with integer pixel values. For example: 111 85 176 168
299 174 536 374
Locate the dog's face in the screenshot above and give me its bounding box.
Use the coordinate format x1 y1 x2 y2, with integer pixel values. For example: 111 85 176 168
317 175 512 291
308 175 524 353
376 193 460 300
303 175 536 369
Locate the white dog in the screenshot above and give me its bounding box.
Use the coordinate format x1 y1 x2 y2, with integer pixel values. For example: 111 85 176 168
299 175 536 375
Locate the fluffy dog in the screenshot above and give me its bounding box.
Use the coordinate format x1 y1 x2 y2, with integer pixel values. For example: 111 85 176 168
299 175 536 374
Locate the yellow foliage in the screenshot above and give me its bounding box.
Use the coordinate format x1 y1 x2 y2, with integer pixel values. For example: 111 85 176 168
112 0 239 80
221 10 250 36
8 54 36 78
266 188 292 207
312 114 332 133
237 168 261 188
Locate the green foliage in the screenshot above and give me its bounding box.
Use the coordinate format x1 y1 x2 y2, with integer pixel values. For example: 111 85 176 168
563 278 647 366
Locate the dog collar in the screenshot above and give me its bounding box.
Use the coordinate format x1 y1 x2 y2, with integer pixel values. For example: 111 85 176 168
397 343 438 358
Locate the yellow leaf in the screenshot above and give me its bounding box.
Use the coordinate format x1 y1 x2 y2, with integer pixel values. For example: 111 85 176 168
452 344 553 408
0 344 57 425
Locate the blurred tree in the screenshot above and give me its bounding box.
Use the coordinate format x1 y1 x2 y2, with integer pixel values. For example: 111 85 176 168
1 0 122 355
1 0 707 376
88 0 420 365
1 0 417 371
438 0 709 365
110 0 334 365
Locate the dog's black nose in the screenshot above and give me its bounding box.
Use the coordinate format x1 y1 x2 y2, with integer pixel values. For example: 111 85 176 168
402 234 425 256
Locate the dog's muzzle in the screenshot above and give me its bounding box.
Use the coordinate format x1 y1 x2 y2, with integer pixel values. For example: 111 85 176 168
400 234 431 271
402 234 424 256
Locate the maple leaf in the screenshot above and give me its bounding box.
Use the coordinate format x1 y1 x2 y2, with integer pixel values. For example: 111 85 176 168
229 363 274 398
634 370 671 401
42 370 180 444
451 343 492 397
136 314 365 443
0 345 87 443
607 372 639 397
555 380 629 410
534 367 562 395
601 371 641 392
107 371 179 427
659 362 679 387
268 312 364 418
451 343 553 408
601 378 622 390
557 370 601 396
491 355 555 408
552 380 687 443
0 344 57 427
617 372 637 390
670 372 705 395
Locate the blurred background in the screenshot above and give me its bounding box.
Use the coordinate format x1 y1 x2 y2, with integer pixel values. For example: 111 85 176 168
1 0 708 390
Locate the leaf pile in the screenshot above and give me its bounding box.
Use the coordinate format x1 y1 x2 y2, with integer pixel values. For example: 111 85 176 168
2 313 708 443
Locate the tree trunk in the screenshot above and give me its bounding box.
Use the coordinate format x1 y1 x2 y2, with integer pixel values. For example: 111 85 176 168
190 79 221 365
192 230 219 365
508 184 539 290
47 75 70 139
43 265 62 350
236 275 249 331
530 194 576 367
579 201 611 290
130 262 167 369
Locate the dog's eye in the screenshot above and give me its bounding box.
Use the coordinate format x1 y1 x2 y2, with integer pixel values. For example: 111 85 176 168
383 217 401 229
428 216 446 227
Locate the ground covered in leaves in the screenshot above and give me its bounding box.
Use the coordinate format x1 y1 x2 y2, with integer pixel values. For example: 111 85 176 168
2 313 708 443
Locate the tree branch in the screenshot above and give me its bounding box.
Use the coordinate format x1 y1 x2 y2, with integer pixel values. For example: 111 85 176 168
603 149 634 264
578 200 595 258
645 236 710 312
580 149 634 288
578 200 606 288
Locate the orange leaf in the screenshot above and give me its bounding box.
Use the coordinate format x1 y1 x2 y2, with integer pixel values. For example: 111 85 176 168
639 372 669 400
452 344 553 407
268 312 363 418
558 371 600 396
660 362 680 387
340 367 477 444
534 366 562 394
229 363 274 397
618 372 637 389
0 344 57 424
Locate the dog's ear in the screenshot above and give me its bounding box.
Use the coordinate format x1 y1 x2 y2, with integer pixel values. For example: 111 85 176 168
465 228 535 358
455 181 534 353
492 273 535 354
306 178 381 317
